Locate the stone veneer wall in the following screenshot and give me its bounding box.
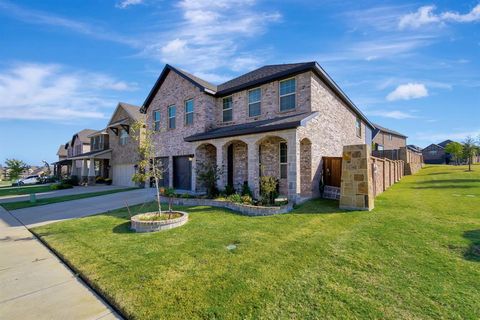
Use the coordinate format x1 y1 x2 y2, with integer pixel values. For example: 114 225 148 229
339 144 374 211
399 147 424 175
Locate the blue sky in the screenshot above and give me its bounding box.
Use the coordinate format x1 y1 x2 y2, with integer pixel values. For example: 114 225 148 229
0 0 479 164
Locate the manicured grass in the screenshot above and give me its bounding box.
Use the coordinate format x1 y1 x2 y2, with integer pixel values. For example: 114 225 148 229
1 188 137 210
0 184 53 197
33 165 480 319
0 180 12 187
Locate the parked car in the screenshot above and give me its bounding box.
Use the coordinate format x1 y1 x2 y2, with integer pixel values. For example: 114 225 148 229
17 175 40 185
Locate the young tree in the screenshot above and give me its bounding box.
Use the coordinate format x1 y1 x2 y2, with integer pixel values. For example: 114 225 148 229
5 159 29 181
462 136 477 171
130 117 165 215
444 142 463 165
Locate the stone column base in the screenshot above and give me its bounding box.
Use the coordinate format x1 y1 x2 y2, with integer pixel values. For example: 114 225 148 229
87 176 96 186
81 176 88 184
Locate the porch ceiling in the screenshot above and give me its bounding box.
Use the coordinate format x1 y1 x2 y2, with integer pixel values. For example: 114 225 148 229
185 112 318 142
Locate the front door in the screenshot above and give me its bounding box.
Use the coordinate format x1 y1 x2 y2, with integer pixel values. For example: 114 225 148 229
173 155 192 190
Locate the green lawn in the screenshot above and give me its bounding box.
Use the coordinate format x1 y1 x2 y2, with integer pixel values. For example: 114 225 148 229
32 165 480 319
1 188 138 210
0 184 53 196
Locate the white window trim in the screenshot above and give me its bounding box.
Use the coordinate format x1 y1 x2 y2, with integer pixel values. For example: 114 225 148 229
168 105 176 129
153 109 161 131
184 99 194 126
222 95 233 122
119 129 129 146
279 77 297 112
356 118 362 138
248 88 261 117
279 141 288 179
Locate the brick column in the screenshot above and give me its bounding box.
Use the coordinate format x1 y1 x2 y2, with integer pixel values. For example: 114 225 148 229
247 141 259 199
87 158 96 185
339 144 374 211
216 143 225 190
287 137 300 203
168 156 174 188
191 155 197 192
81 159 88 183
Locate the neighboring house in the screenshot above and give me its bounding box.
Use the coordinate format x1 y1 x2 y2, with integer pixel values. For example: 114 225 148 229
66 129 97 180
407 144 423 153
140 62 374 202
52 144 72 177
422 140 455 164
372 123 407 151
0 165 4 181
106 102 144 187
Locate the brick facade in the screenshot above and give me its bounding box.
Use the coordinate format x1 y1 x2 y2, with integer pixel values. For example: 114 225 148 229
373 131 406 150
145 67 372 202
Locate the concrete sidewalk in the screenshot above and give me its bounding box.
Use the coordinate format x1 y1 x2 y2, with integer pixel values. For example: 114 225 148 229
0 185 126 203
10 188 156 227
0 206 121 320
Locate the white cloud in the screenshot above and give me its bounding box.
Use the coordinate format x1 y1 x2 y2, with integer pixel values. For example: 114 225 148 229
116 0 143 9
142 0 281 82
399 4 480 29
0 1 138 46
386 83 428 101
0 63 136 121
368 110 416 119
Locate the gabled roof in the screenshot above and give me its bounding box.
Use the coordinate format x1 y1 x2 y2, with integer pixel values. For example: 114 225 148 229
141 62 374 129
438 139 454 148
407 144 422 152
108 102 143 126
185 112 318 142
71 129 97 146
424 143 444 150
372 123 407 139
56 144 67 157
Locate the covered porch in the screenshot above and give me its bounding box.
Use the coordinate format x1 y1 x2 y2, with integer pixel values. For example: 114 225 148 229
189 131 313 203
51 159 72 179
70 149 112 185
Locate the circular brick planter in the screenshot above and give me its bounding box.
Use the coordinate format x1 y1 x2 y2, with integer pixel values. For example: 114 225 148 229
130 211 188 233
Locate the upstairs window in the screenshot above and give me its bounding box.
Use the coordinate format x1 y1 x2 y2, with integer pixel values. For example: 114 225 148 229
248 88 261 117
279 78 296 111
119 129 129 146
355 118 362 137
185 99 194 126
388 134 393 141
153 110 161 131
279 142 288 179
223 96 233 122
168 105 176 129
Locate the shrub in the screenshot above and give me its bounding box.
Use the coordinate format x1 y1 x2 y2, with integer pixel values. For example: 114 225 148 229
260 176 278 206
50 183 73 190
96 176 105 184
227 193 242 203
62 175 79 186
197 164 221 198
180 193 193 199
104 178 112 185
241 181 252 197
224 184 236 196
241 195 253 205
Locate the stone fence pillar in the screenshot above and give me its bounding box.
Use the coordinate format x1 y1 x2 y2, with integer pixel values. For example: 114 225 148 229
339 144 374 211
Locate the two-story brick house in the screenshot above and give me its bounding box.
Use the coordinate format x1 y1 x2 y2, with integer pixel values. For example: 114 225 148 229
65 129 96 180
372 124 407 151
140 62 374 202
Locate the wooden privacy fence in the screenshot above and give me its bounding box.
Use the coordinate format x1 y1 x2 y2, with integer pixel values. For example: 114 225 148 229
370 157 404 197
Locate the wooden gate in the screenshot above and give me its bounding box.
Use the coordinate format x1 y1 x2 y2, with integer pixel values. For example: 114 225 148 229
323 157 342 187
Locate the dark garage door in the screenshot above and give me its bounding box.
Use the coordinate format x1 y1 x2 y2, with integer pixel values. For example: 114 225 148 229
173 155 192 190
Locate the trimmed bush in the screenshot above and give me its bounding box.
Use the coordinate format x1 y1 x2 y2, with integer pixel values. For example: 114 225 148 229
50 183 73 190
241 181 252 197
104 178 112 185
227 193 242 203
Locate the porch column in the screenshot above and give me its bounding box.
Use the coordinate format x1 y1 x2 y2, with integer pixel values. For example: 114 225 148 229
247 141 260 199
87 158 96 185
287 137 300 203
168 156 174 188
216 143 225 190
81 159 88 183
191 153 197 193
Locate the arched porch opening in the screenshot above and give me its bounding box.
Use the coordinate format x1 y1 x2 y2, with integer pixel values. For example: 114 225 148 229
256 135 288 196
195 143 217 193
222 140 248 192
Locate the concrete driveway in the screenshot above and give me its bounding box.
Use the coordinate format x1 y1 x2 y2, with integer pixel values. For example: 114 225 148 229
9 188 156 228
0 207 121 319
0 185 126 203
